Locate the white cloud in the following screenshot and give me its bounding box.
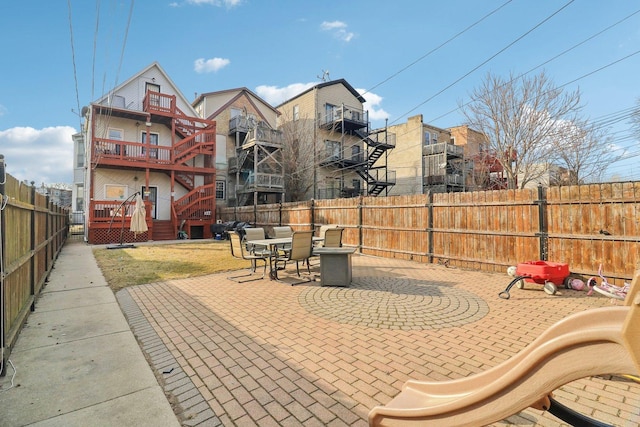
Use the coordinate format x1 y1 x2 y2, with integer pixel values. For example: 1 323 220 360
194 57 230 73
320 20 355 42
321 21 347 31
185 0 242 6
358 89 389 123
255 82 316 106
0 126 76 185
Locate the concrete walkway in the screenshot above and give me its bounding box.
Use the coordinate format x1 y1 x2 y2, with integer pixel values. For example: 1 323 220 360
0 240 179 427
2 240 638 426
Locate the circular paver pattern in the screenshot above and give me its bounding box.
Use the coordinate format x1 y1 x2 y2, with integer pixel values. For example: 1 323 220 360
299 276 490 330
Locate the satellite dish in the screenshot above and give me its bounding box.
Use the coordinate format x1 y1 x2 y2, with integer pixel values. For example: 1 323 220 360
81 106 89 116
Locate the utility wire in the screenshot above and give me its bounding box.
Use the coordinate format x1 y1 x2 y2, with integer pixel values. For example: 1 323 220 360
391 0 576 125
361 0 514 97
67 0 82 130
427 7 640 125
112 0 135 93
92 0 101 101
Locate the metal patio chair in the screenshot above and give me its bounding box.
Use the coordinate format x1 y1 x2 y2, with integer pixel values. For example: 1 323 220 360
228 232 270 283
243 227 268 255
272 230 314 285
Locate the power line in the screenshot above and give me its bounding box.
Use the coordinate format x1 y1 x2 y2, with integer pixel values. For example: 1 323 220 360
361 0 514 97
427 7 640 125
113 0 135 91
92 0 101 101
390 0 576 126
67 0 82 130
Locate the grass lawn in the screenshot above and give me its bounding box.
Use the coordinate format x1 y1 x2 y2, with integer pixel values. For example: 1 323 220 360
93 240 248 292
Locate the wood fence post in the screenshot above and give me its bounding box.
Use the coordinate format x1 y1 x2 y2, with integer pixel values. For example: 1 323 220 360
358 196 363 253
0 154 5 376
310 199 315 232
30 183 37 311
536 184 548 261
427 191 434 263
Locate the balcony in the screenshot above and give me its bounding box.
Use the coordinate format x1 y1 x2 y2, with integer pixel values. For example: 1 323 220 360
320 104 368 133
368 168 396 185
93 138 172 165
143 91 176 116
423 142 463 157
237 173 284 193
424 174 464 186
242 124 283 148
319 148 365 168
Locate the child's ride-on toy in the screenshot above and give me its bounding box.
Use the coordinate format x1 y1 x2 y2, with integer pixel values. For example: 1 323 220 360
499 261 570 299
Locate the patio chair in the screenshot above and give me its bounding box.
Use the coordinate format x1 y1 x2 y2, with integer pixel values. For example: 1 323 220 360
368 267 640 426
272 230 314 285
272 226 293 238
243 227 268 254
309 227 343 267
322 227 343 248
272 225 293 254
228 232 270 283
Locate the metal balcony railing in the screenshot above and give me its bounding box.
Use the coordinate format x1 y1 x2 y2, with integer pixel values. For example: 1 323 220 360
423 142 464 157
424 174 464 186
320 148 365 166
368 169 397 184
320 104 368 128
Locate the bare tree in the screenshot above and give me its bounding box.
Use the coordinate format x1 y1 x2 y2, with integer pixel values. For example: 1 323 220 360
278 111 316 202
462 71 582 189
550 119 620 185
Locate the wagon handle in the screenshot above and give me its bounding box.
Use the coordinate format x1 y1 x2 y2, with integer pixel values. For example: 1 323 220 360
499 275 532 300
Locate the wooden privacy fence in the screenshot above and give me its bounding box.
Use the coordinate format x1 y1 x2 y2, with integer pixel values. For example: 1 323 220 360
219 181 640 284
1 164 68 375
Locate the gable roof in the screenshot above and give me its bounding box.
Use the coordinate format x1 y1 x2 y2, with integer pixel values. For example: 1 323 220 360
276 78 366 107
193 87 280 120
94 61 200 117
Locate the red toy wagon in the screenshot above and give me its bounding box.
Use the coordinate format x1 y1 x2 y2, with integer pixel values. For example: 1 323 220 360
499 261 570 299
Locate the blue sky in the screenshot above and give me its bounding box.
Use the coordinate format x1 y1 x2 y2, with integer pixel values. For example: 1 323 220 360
1 0 639 185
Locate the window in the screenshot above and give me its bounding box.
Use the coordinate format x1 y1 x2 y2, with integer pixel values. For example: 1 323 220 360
75 184 83 211
145 82 160 93
76 140 85 167
105 184 127 200
145 83 161 109
141 131 159 158
230 108 242 118
108 128 123 141
293 105 299 121
325 140 340 161
325 104 336 122
351 145 361 162
108 128 123 155
216 181 226 199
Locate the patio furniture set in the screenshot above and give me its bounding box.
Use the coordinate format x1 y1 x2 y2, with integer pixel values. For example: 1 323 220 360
228 225 355 286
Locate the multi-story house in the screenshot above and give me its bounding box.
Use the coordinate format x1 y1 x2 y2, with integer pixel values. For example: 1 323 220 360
192 88 283 208
449 125 507 191
71 132 85 225
386 115 463 195
276 79 395 201
81 62 217 244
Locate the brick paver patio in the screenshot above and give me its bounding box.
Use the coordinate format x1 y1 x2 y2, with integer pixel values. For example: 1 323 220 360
117 254 639 426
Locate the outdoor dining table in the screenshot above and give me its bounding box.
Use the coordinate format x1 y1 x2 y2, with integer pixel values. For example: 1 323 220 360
246 236 324 280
